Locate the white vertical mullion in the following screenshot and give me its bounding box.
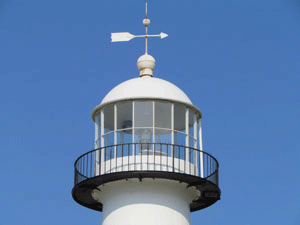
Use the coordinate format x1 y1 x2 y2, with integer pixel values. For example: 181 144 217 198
132 101 135 155
199 120 203 150
185 108 189 147
193 114 197 176
152 101 155 152
101 110 105 148
185 108 190 173
171 104 174 145
94 115 100 176
171 103 174 158
114 104 117 146
199 119 204 178
170 103 175 171
94 116 99 149
100 109 105 174
114 104 117 171
194 115 197 148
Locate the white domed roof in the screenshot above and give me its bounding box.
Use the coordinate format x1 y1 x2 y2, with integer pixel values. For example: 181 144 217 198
100 76 192 106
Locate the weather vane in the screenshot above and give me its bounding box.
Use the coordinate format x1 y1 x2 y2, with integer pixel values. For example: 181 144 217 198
111 1 168 54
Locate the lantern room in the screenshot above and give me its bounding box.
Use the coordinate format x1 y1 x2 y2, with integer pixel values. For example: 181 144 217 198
72 53 220 213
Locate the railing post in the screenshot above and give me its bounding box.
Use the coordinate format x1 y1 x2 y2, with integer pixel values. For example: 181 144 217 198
160 144 162 171
104 147 106 174
121 144 123 172
154 143 156 171
147 143 149 171
140 143 143 170
172 145 175 172
185 108 190 174
110 147 112 173
99 149 101 175
90 152 92 178
134 143 136 171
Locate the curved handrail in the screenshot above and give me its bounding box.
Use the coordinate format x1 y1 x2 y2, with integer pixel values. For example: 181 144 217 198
74 143 219 187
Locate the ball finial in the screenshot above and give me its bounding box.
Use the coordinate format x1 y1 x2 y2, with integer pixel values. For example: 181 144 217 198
137 54 156 77
143 18 150 26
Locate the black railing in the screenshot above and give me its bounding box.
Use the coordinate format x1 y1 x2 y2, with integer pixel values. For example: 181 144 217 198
74 143 219 187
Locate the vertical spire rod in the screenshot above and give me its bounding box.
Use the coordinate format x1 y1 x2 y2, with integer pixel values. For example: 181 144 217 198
145 1 148 18
145 30 148 54
145 1 148 54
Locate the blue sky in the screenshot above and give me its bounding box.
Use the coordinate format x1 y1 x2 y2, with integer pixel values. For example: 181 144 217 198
0 0 300 224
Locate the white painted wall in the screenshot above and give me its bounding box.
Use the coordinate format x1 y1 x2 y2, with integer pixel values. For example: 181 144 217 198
92 179 200 225
95 154 199 177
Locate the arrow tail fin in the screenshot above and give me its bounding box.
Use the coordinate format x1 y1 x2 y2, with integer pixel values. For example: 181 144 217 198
111 32 135 42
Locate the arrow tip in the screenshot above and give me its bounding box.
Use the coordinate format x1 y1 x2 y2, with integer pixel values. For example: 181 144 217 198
160 32 168 39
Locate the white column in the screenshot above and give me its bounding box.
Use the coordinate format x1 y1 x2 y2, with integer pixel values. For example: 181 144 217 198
132 101 135 155
94 115 100 149
101 109 105 174
193 114 198 176
131 101 135 171
171 103 174 156
114 104 118 171
199 119 204 178
152 101 155 152
94 115 100 175
185 108 189 173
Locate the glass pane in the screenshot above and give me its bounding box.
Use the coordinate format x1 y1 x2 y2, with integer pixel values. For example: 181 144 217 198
135 128 153 153
174 131 186 146
189 137 196 150
117 130 132 144
134 101 153 128
103 132 114 147
197 120 200 149
155 101 171 130
189 147 195 164
104 105 114 133
173 144 184 159
104 145 114 160
155 128 171 144
135 128 153 144
174 103 186 132
115 143 132 158
117 102 133 130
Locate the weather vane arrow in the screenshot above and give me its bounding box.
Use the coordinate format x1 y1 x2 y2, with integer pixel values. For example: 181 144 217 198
110 1 168 54
111 32 168 42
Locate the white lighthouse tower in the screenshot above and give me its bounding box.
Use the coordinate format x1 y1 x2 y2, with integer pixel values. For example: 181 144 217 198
72 4 220 225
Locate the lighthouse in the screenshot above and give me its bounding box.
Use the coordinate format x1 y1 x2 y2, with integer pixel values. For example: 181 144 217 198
72 4 220 225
